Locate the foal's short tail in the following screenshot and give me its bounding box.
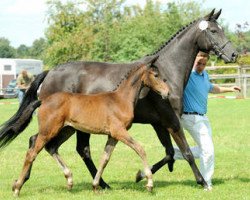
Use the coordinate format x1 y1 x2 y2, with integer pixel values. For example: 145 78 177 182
0 70 48 149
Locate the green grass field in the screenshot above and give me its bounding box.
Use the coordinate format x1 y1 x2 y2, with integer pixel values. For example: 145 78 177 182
0 98 249 200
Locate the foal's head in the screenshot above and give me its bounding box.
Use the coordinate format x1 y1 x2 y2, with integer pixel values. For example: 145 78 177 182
142 67 169 99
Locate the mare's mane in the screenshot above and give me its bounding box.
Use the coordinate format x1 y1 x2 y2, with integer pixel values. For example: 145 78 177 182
147 18 199 56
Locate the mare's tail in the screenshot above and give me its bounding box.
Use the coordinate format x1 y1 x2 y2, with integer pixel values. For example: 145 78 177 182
0 70 49 149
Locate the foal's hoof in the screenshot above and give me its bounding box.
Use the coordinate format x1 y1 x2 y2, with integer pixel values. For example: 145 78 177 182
12 180 20 197
135 170 144 183
67 182 73 190
146 185 153 192
92 185 99 193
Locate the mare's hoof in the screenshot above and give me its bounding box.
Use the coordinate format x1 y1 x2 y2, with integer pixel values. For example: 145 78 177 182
196 178 205 186
100 182 111 189
146 185 153 192
168 159 175 172
135 170 144 183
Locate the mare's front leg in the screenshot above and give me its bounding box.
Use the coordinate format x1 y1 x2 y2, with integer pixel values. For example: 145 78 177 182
76 131 111 189
134 98 175 172
152 124 175 172
147 91 208 188
135 124 174 182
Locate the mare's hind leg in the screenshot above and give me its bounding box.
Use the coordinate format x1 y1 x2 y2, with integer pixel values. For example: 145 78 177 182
92 136 118 191
45 126 75 190
76 132 111 189
12 135 47 197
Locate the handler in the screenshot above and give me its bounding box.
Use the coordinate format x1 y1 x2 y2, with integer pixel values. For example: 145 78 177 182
174 51 241 190
17 70 34 104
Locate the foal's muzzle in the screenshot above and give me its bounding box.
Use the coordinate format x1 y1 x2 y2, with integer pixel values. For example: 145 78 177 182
161 91 170 100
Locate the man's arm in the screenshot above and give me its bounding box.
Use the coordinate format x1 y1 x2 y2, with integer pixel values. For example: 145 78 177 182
210 85 241 94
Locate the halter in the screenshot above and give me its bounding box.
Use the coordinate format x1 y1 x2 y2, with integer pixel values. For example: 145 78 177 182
204 27 232 61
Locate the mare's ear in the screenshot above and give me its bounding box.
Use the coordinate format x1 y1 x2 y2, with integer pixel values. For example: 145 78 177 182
211 9 222 20
204 8 215 21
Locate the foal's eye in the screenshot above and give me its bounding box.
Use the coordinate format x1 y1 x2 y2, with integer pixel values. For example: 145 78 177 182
211 29 217 34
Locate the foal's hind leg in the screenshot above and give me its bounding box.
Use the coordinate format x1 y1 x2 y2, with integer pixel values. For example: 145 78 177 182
92 136 118 191
45 126 75 190
20 134 38 185
23 127 75 189
12 135 46 197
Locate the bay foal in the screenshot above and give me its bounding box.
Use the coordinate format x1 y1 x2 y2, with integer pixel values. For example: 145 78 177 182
12 63 169 196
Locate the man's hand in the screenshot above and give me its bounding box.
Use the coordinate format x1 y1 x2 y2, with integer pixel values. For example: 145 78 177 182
230 86 241 92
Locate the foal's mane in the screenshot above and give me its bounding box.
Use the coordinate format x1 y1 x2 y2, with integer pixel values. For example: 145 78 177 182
147 18 199 56
113 64 145 91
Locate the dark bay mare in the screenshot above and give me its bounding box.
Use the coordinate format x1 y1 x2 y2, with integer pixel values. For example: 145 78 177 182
0 9 237 191
10 62 169 196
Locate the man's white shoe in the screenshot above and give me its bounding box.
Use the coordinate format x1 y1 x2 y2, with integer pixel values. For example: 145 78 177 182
204 185 213 191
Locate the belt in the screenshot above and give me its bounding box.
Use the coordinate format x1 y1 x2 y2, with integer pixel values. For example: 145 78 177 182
183 112 205 116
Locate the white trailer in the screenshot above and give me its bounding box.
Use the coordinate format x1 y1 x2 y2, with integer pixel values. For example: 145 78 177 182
0 58 43 97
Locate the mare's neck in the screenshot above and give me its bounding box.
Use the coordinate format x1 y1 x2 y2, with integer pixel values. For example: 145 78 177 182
155 25 200 115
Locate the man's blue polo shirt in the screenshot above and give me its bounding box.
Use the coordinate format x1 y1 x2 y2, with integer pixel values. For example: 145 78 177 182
183 70 214 115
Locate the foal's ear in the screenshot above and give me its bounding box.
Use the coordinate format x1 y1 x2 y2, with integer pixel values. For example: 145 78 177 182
143 55 159 67
204 8 215 21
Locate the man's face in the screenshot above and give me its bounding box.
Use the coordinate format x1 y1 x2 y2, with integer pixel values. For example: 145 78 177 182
22 71 28 77
194 57 208 73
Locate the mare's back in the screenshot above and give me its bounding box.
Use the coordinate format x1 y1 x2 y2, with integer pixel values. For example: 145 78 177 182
39 61 140 100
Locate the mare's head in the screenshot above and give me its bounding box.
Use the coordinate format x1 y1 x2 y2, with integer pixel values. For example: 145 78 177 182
141 66 169 99
196 9 237 63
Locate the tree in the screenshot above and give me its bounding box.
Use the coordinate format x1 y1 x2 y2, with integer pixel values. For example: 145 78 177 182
29 38 47 59
43 0 205 67
0 37 16 58
16 44 30 58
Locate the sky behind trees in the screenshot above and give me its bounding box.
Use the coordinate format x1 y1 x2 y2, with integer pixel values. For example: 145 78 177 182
0 0 249 47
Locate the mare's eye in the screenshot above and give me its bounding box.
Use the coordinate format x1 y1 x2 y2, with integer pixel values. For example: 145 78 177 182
154 73 159 78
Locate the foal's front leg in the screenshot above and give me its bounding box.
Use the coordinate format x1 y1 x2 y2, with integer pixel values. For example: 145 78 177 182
112 128 153 191
76 131 111 189
92 136 118 191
